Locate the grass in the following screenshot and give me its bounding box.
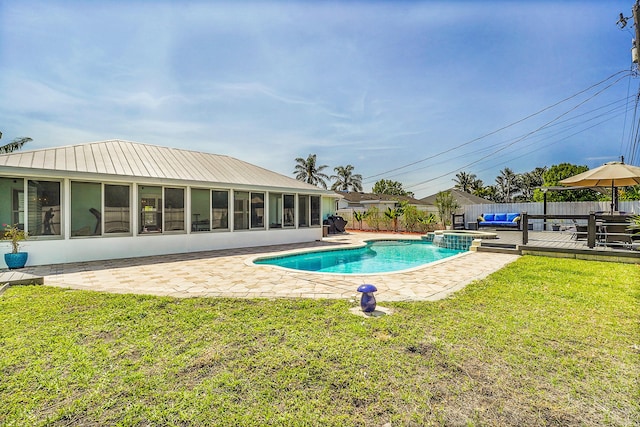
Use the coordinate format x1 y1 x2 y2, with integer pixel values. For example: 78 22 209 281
0 256 638 426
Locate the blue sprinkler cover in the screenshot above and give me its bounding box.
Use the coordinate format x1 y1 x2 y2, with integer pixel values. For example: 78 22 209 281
357 284 377 293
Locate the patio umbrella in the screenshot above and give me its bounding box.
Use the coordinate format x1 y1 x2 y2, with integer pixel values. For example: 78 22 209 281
559 161 640 213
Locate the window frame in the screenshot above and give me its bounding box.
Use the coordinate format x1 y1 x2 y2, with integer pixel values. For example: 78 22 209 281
190 187 211 232
211 189 230 231
27 179 62 238
250 192 265 229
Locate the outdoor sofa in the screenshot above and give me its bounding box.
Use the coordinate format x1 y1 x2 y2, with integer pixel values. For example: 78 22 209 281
478 213 521 229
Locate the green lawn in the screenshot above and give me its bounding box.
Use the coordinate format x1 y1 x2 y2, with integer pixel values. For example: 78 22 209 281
0 256 638 426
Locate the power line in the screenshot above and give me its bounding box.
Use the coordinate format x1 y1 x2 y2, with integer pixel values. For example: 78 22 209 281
363 70 631 183
406 72 630 191
375 94 633 182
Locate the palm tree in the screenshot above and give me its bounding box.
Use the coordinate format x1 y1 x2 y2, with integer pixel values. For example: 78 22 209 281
0 132 31 154
330 164 363 192
453 171 477 193
495 167 521 203
470 178 485 196
293 154 330 189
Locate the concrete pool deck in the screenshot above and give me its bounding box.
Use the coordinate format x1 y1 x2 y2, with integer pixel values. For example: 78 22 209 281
1 232 519 302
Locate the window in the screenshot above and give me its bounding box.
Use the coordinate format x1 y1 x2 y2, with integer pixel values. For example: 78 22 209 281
298 195 309 227
283 194 295 227
212 190 229 230
269 193 283 228
104 184 130 234
0 177 24 229
164 187 185 231
71 182 101 237
139 186 162 233
311 196 321 226
28 180 61 236
234 191 249 230
70 182 130 237
268 193 293 229
191 188 210 232
251 192 265 229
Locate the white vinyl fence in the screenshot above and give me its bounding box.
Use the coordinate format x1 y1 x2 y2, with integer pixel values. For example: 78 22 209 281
464 201 639 231
336 201 640 232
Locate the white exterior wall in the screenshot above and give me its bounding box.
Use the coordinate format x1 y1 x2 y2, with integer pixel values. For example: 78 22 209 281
0 174 333 268
11 227 322 267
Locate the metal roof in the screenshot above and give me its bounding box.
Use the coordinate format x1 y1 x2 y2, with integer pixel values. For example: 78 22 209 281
0 139 329 193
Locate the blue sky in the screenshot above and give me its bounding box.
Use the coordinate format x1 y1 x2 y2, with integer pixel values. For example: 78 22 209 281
1 0 637 198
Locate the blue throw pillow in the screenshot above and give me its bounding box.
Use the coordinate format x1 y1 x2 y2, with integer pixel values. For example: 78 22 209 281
483 214 495 221
495 213 507 222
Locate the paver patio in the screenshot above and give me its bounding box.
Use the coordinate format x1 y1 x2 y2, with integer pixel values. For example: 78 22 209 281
2 232 519 301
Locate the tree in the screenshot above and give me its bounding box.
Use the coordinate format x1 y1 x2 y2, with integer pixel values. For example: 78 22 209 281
384 206 404 232
434 190 460 226
533 163 600 202
372 179 414 197
330 165 363 192
401 203 422 232
366 206 381 231
353 210 366 230
518 167 547 201
620 185 640 201
494 167 521 203
293 154 330 189
0 132 31 154
453 171 478 193
417 212 437 233
474 185 497 201
469 178 492 199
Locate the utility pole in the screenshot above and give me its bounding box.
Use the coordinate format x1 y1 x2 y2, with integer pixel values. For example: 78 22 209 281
634 1 640 47
620 1 640 71
633 1 640 68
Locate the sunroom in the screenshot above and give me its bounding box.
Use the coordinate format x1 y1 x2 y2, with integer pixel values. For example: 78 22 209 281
0 140 337 267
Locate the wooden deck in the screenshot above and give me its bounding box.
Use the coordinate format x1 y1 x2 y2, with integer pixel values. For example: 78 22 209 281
0 270 44 294
480 229 640 263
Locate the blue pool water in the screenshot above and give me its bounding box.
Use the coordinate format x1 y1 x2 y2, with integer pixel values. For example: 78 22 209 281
254 240 464 274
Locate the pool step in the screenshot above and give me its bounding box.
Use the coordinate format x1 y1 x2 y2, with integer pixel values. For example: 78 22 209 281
475 245 521 255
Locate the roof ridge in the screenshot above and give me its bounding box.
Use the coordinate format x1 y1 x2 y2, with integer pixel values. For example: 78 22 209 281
0 139 237 160
0 140 330 193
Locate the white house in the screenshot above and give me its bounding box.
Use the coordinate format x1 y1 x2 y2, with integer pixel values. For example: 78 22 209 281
0 140 338 267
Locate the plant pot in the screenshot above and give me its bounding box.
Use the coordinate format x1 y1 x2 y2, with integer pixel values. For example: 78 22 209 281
4 252 28 269
552 225 560 232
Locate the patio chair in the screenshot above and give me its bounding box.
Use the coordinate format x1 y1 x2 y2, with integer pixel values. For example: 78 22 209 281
600 223 633 248
571 219 587 241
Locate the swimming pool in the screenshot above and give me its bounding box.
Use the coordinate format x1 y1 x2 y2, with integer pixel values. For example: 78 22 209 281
254 239 465 274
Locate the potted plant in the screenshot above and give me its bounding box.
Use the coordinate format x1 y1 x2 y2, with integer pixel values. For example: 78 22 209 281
552 222 561 232
2 223 28 269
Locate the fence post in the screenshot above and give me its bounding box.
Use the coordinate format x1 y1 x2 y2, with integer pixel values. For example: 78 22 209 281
587 212 596 248
522 211 528 245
